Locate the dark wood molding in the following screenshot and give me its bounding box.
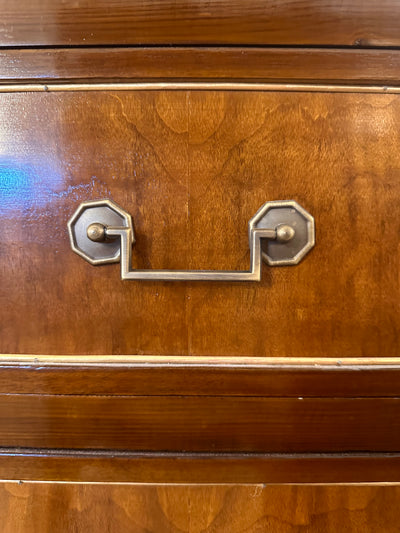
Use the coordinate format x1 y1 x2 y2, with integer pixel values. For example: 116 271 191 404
0 394 400 452
2 449 400 483
0 361 398 478
0 361 399 453
1 359 400 397
2 47 400 85
1 1 400 47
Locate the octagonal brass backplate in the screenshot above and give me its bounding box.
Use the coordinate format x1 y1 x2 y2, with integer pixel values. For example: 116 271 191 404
249 200 315 265
67 199 134 265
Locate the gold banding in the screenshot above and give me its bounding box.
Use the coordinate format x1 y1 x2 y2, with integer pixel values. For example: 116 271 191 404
0 82 398 93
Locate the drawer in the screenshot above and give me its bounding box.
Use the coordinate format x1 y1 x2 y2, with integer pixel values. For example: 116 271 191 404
1 87 399 358
2 81 400 475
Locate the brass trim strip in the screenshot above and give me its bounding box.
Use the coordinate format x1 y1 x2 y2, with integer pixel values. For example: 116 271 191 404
0 355 400 367
0 82 399 93
0 480 398 487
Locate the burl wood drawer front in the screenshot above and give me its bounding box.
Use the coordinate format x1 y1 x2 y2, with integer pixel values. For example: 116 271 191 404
1 89 399 357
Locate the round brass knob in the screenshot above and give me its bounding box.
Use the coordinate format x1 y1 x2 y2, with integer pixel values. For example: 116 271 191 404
87 222 107 242
276 224 295 243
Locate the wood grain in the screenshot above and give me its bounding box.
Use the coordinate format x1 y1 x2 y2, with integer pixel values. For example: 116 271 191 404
2 450 400 484
2 482 400 532
2 1 400 516
2 90 400 357
1 360 400 396
2 48 400 85
1 1 400 47
0 90 190 356
0 394 400 452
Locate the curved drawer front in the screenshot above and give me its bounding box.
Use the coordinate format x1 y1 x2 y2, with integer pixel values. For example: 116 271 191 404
1 88 399 357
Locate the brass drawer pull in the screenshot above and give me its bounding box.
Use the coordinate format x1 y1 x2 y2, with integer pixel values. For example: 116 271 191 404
68 199 315 281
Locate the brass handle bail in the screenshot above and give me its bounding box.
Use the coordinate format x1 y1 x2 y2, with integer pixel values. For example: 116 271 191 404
68 199 315 281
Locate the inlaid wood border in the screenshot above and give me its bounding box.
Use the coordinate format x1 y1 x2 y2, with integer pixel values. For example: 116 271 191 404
2 48 400 85
0 356 400 397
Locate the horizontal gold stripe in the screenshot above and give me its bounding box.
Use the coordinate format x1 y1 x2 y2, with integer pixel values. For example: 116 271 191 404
0 355 399 367
0 82 399 93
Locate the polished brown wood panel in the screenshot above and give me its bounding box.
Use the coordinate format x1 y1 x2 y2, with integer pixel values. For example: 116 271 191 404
2 482 400 532
0 394 400 452
1 90 190 356
3 48 400 85
1 358 400 396
2 450 400 483
2 90 400 357
1 1 400 47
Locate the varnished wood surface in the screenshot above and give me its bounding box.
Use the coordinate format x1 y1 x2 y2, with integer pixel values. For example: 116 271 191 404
2 450 400 484
0 361 399 459
1 359 400 396
2 482 400 532
2 90 400 357
3 47 400 85
0 394 400 452
1 1 400 47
